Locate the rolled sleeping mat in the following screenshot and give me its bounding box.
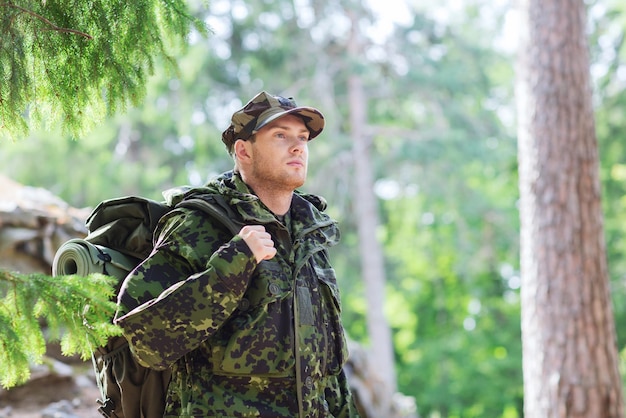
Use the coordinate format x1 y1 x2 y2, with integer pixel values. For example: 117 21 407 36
52 239 138 281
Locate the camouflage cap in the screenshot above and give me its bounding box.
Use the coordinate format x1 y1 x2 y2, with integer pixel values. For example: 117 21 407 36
221 91 325 153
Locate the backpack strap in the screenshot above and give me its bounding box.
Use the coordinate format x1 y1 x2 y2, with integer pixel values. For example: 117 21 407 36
175 194 242 235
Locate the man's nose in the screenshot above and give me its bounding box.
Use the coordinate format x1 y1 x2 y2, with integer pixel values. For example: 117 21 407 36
290 138 307 152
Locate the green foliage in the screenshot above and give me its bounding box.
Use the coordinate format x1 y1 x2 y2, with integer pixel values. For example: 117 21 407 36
0 52 236 206
378 161 521 417
0 0 207 139
0 270 120 388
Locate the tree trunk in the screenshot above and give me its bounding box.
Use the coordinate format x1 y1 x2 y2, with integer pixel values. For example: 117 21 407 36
516 0 625 416
346 11 397 401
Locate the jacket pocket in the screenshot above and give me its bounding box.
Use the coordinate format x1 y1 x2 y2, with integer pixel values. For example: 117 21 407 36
315 266 342 312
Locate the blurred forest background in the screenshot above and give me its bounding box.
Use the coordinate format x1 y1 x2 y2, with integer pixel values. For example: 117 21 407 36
4 0 626 416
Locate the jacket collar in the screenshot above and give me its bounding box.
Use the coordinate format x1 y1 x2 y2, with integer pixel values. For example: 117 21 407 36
220 172 338 245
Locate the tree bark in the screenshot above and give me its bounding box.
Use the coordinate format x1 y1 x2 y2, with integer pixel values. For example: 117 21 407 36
516 0 625 416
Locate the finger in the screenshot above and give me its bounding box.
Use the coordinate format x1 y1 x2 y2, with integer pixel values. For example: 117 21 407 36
263 248 277 260
260 235 274 245
239 224 266 234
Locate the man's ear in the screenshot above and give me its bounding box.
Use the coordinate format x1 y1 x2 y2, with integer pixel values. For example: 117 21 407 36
234 139 252 162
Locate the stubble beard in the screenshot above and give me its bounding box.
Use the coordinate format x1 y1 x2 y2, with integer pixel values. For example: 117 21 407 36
252 160 307 193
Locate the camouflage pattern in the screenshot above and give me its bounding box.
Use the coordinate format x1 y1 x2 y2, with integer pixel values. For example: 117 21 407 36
114 171 360 418
221 91 325 153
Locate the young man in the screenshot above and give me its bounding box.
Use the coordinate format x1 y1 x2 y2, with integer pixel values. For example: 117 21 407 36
114 91 360 417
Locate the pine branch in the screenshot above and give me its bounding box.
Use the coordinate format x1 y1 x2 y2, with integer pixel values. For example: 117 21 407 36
0 0 208 139
0 269 121 389
0 3 93 39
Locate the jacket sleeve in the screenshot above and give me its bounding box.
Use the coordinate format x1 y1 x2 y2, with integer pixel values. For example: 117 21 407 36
326 368 362 418
113 208 257 370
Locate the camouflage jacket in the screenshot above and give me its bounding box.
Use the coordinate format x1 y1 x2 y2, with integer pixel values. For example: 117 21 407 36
114 171 360 418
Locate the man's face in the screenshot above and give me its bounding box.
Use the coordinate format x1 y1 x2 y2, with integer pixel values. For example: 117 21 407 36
244 114 310 191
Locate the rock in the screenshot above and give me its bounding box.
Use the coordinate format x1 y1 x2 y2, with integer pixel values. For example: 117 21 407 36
0 174 89 274
41 400 82 418
0 357 76 407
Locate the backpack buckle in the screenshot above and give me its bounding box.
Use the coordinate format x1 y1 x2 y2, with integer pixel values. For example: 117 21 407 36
97 397 117 418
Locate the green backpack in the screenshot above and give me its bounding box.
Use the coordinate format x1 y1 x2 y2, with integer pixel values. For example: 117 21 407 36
53 190 240 418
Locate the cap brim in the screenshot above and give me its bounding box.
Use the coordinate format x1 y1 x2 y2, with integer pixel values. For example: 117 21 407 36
254 107 325 139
